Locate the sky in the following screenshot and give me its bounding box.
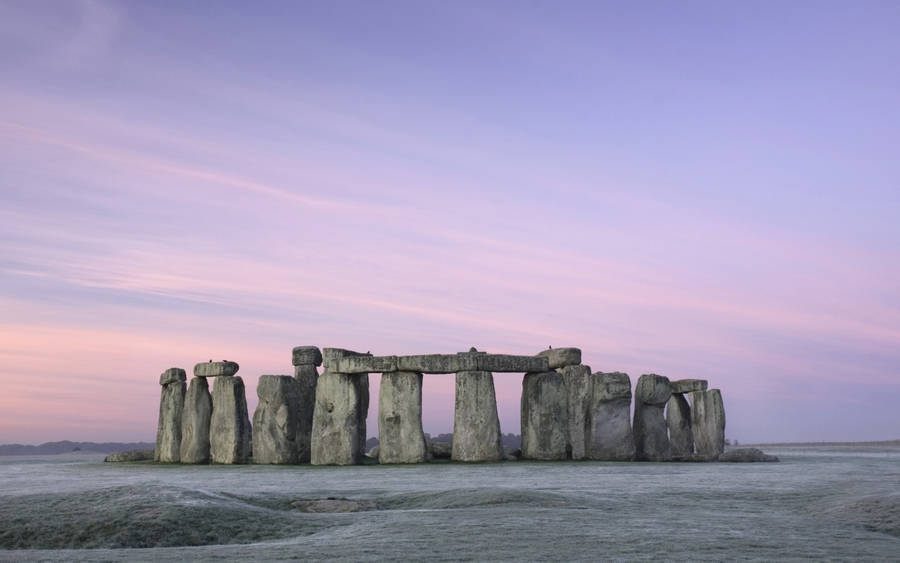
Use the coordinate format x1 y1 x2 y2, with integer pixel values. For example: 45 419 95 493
1 0 898 445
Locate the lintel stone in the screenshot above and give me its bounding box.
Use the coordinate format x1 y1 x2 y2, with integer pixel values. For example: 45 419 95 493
537 348 582 369
194 361 239 378
670 379 708 394
337 352 549 374
159 368 186 386
291 346 323 367
322 348 371 371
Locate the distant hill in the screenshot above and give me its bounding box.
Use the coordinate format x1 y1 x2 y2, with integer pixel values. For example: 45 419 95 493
0 441 155 455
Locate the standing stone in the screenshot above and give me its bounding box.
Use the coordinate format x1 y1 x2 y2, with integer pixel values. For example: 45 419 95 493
521 371 569 460
253 375 304 464
558 364 591 460
452 370 503 462
378 371 427 464
633 373 672 461
666 394 693 460
292 346 322 463
311 370 370 465
155 368 186 463
587 371 635 461
210 376 252 464
690 389 726 460
180 376 212 464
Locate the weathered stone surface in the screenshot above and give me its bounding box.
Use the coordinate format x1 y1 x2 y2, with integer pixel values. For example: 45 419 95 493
633 374 672 461
194 361 239 378
587 372 635 461
691 389 726 460
209 376 252 464
154 377 185 463
252 375 304 464
335 352 550 375
310 370 369 465
718 447 778 462
291 346 323 366
292 498 377 513
322 348 371 370
666 394 693 460
428 440 452 459
558 365 591 460
105 449 154 462
378 371 427 464
180 376 212 464
159 368 186 386
521 371 569 460
537 347 582 369
670 379 708 394
293 364 318 462
452 370 503 462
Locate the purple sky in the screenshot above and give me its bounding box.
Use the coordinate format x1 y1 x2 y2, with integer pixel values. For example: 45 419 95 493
1 1 898 444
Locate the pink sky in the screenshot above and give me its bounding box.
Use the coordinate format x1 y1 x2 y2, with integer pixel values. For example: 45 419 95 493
1 2 898 444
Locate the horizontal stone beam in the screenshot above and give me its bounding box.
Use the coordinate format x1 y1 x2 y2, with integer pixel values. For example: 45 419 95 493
194 361 239 378
334 352 549 374
670 379 708 394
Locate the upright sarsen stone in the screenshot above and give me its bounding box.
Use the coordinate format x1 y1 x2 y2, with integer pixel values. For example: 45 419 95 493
155 368 186 463
180 376 212 464
378 371 427 464
452 370 503 462
521 371 569 460
311 370 369 465
210 376 252 464
253 375 303 464
558 364 591 460
633 373 672 461
690 389 726 460
666 394 693 460
587 372 635 461
292 346 321 463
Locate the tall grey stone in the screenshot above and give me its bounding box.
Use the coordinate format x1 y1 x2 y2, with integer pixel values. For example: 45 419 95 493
253 375 304 464
452 370 503 462
210 376 252 464
690 389 726 460
633 373 672 461
521 371 569 460
378 371 427 464
558 364 591 460
180 376 212 464
292 346 321 463
587 371 635 461
155 368 186 463
666 394 693 460
311 370 369 465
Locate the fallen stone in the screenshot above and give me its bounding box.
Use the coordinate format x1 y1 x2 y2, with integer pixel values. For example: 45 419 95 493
558 365 591 460
291 498 377 513
587 372 635 461
633 374 672 461
104 449 154 462
159 367 186 386
428 440 452 459
503 447 522 461
666 393 693 460
209 376 252 464
691 389 726 461
291 346 323 367
670 379 708 394
718 447 778 462
452 370 504 462
155 370 186 463
378 371 427 464
537 347 582 369
194 361 239 378
521 371 569 460
310 370 369 465
293 364 318 462
180 376 212 464
322 348 371 370
252 375 304 464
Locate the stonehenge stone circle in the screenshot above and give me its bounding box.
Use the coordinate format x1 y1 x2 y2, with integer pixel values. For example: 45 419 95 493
587 371 636 461
521 370 569 460
194 361 239 378
633 373 672 461
210 375 252 464
378 371 427 464
155 368 186 463
558 364 591 460
666 393 694 460
537 347 581 369
180 375 212 464
452 370 504 462
690 389 726 460
253 375 305 464
291 346 321 462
